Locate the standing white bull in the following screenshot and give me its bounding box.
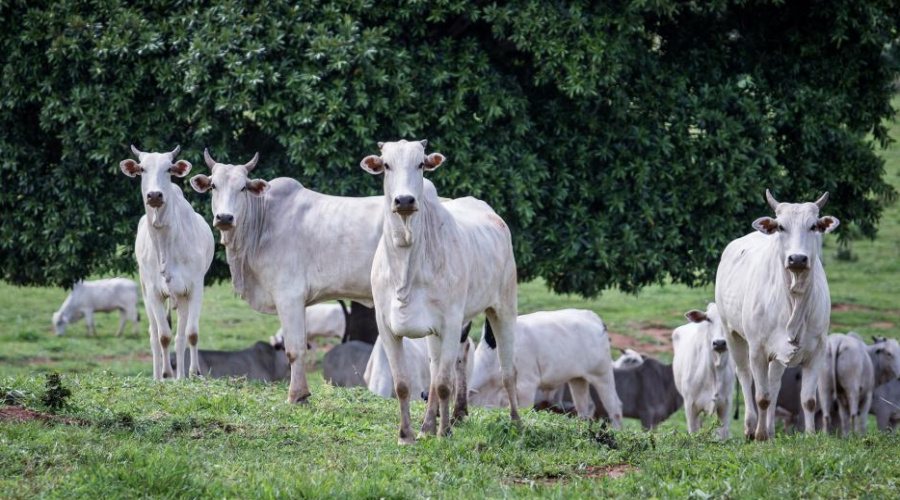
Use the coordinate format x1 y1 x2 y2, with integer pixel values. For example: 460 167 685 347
52 278 140 337
361 140 520 443
468 309 623 429
817 333 874 435
672 303 735 439
716 190 839 440
190 150 384 404
121 145 215 380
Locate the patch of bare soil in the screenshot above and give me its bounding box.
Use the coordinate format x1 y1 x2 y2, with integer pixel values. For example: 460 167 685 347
0 406 86 426
609 325 672 355
832 303 875 312
22 353 153 366
510 464 635 485
870 322 894 330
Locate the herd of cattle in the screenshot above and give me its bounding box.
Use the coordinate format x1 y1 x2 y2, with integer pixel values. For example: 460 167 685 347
46 139 900 443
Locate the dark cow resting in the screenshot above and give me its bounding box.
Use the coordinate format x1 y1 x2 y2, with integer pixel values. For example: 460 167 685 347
537 357 683 430
322 341 373 387
169 342 290 382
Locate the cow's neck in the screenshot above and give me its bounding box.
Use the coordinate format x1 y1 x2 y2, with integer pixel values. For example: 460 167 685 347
763 241 826 346
383 196 443 305
221 193 268 297
144 191 191 283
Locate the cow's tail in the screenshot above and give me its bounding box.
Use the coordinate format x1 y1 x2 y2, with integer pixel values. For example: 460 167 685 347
830 339 840 397
483 318 497 349
166 299 173 329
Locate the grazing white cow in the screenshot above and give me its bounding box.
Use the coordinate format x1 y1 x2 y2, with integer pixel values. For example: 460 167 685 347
716 190 839 440
817 333 874 435
121 145 214 380
52 278 140 337
468 309 623 429
672 303 736 439
190 150 384 404
360 140 520 443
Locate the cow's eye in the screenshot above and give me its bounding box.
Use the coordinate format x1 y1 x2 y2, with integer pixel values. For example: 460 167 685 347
418 162 425 170
210 183 216 190
777 224 786 232
384 163 391 171
241 186 247 192
810 224 818 231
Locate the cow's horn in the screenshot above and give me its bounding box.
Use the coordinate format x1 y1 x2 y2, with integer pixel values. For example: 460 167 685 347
244 152 259 172
130 144 144 157
168 145 181 159
814 192 829 209
204 148 217 169
765 189 780 211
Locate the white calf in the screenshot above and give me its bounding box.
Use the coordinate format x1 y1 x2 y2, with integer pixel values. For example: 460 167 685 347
672 303 735 439
468 309 623 428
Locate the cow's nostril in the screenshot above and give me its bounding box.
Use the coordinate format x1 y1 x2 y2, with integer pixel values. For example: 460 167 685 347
788 254 809 268
394 195 417 212
147 191 163 200
216 214 234 224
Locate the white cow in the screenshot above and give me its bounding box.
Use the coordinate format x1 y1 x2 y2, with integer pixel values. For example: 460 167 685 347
716 190 839 440
817 333 874 435
190 150 384 404
672 303 735 439
361 140 520 443
468 309 623 428
52 278 140 337
121 145 214 380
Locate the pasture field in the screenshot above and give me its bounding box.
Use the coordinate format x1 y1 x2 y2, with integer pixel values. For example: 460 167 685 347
2 113 900 498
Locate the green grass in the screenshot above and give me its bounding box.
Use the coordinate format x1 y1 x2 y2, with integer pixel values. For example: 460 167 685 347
3 102 900 498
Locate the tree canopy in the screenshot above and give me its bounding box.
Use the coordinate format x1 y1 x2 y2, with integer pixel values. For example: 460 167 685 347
1 0 897 295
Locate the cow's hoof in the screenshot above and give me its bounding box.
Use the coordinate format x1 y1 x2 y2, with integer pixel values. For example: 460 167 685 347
162 372 173 380
754 430 769 442
420 423 437 436
451 411 468 425
287 395 311 405
399 429 415 445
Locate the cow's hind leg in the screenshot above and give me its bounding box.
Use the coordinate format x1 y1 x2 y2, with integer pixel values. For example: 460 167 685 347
765 360 786 438
452 339 470 423
727 332 757 439
485 307 520 424
145 291 171 380
434 324 463 437
115 309 127 338
587 372 622 430
859 392 872 434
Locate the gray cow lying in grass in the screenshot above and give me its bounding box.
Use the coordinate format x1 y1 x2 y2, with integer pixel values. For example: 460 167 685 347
170 339 290 382
52 278 140 337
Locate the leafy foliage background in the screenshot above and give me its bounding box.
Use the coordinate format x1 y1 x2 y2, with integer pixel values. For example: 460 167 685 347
1 0 897 295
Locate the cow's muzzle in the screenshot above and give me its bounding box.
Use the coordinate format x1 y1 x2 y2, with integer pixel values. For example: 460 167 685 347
146 191 164 208
393 195 418 216
787 254 809 271
214 213 235 230
712 339 728 353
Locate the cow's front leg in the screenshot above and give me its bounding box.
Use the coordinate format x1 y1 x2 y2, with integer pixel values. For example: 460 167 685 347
380 330 414 445
766 359 786 438
277 296 310 404
184 288 204 377
420 336 442 437
84 310 96 336
749 349 772 441
801 346 827 435
727 332 757 439
434 329 461 437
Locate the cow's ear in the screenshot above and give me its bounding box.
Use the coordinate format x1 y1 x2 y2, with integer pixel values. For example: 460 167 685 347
170 160 192 177
685 310 708 323
120 159 142 177
816 216 840 233
752 216 779 235
360 155 384 175
424 153 445 171
190 175 213 193
245 179 269 196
